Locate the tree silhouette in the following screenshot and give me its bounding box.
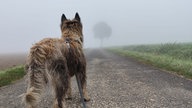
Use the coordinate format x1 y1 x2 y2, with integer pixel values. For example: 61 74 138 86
93 22 112 47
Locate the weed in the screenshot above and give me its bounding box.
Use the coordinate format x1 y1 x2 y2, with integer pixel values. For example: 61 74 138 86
0 66 25 87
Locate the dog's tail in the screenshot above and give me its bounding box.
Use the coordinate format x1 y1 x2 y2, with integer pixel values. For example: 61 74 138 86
29 43 52 65
22 64 46 107
22 45 48 107
23 43 69 108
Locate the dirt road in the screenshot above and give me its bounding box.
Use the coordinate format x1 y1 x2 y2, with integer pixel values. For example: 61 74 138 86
1 49 192 108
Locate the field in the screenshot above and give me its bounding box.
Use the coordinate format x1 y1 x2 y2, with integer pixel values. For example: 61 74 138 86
109 43 192 79
0 53 26 87
0 53 26 70
1 43 192 87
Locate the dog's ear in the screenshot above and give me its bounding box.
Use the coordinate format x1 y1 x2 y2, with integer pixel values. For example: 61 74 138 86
61 14 67 22
75 12 81 22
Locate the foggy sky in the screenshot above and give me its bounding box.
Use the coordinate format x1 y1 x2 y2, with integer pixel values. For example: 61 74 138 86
0 0 192 53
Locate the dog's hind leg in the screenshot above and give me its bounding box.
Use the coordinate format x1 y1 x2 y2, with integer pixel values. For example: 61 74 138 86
23 64 46 108
50 59 69 108
78 70 90 102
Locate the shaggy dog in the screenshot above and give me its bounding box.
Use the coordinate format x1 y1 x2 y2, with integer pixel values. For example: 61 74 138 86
23 13 90 108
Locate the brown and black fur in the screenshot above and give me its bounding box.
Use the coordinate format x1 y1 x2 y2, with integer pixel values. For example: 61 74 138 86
23 13 90 108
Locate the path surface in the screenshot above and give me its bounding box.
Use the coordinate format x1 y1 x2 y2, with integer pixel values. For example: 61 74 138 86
0 49 192 108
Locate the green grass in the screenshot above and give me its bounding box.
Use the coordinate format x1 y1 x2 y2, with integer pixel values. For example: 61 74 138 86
108 43 192 79
0 66 25 87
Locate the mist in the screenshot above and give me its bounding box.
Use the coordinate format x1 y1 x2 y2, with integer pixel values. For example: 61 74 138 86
0 0 192 53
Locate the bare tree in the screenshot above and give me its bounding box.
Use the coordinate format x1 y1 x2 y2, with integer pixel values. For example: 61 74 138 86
93 22 112 47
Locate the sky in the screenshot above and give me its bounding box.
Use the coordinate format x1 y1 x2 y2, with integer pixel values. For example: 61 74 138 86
0 0 192 53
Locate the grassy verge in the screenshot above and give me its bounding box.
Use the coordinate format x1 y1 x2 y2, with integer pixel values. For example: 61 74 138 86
0 66 25 87
108 43 192 79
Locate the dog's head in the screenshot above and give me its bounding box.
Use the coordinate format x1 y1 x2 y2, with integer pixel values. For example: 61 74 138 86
60 13 83 42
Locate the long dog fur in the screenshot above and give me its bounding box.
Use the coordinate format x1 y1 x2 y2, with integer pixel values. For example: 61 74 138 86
23 13 90 108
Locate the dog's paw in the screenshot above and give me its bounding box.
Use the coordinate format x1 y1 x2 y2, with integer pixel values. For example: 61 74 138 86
65 97 72 100
84 96 90 102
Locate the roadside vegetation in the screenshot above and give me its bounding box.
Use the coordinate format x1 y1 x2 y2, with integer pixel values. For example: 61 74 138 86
108 43 192 79
0 66 25 87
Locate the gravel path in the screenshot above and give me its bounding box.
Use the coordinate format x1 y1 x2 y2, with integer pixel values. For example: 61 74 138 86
0 49 192 108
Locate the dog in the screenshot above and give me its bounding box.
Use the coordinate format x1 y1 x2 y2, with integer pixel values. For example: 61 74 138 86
23 13 90 108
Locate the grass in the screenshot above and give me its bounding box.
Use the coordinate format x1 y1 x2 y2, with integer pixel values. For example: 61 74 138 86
0 66 25 87
108 43 192 79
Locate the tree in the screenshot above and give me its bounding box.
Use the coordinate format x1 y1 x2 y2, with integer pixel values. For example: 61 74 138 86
93 22 112 47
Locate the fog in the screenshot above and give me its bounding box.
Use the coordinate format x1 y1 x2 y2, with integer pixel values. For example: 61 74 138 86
0 0 192 53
